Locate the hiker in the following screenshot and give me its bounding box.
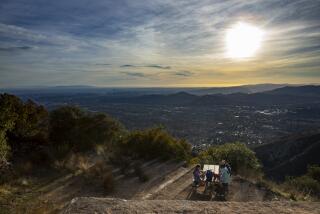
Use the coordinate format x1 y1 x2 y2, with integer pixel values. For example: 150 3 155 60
204 169 213 193
193 164 201 187
226 162 232 176
205 169 213 184
219 160 231 198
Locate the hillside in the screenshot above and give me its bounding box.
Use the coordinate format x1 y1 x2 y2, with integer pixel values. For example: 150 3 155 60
266 85 320 97
0 160 285 213
1 93 320 213
254 132 320 180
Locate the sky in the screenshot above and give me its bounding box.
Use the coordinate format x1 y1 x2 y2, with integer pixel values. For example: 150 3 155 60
0 0 320 88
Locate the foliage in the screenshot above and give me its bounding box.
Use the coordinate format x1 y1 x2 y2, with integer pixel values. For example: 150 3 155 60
1 94 191 168
0 94 49 164
194 142 261 175
120 127 191 161
284 165 320 197
306 165 320 182
0 94 21 164
49 106 123 158
0 130 10 164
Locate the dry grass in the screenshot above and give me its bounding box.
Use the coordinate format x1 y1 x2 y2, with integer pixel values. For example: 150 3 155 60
254 178 319 202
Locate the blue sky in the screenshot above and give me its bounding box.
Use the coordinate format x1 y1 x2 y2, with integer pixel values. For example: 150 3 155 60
0 0 320 87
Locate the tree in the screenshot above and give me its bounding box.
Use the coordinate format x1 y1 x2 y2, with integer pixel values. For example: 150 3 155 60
196 143 261 175
0 94 25 164
0 93 49 164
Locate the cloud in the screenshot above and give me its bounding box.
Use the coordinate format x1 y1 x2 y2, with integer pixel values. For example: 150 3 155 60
120 64 136 68
0 46 33 52
145 65 171 69
121 71 146 78
174 71 194 77
95 63 111 66
120 64 171 69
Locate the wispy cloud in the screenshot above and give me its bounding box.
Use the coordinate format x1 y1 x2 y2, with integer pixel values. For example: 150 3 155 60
120 64 171 69
145 65 171 69
174 71 194 77
121 71 147 78
0 46 33 52
95 63 111 66
120 64 136 68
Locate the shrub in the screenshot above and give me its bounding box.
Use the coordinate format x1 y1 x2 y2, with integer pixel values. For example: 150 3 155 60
195 142 261 176
49 106 123 158
0 131 10 165
102 171 114 193
133 163 149 182
82 161 115 193
120 127 192 161
284 165 320 198
307 165 320 182
0 94 49 164
285 175 320 197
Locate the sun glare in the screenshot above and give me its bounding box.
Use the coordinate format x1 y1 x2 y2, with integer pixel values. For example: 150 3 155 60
226 22 264 59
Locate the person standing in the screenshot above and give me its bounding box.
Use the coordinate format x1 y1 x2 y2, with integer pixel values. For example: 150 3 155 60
219 160 231 199
193 165 201 187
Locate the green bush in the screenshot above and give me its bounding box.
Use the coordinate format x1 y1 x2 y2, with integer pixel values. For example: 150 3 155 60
195 142 261 175
49 106 123 158
120 127 191 161
0 130 10 165
284 165 320 197
0 94 49 164
307 165 320 182
285 175 320 197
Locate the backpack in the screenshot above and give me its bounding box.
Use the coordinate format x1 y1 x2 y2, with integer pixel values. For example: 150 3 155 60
226 164 232 176
206 170 213 180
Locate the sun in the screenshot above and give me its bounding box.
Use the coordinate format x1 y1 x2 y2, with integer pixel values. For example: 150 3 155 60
226 22 264 59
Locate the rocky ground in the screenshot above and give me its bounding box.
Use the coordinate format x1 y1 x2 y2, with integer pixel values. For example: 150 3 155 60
62 197 320 214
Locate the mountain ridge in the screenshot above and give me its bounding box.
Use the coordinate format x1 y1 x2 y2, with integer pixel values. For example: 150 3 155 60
254 131 320 180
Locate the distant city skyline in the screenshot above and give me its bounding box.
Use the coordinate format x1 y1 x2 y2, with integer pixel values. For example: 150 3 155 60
1 0 320 87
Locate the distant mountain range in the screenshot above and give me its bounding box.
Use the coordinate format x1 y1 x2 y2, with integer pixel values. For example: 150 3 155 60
266 85 320 97
95 85 320 106
188 84 290 95
1 84 320 107
254 131 320 180
0 83 293 95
